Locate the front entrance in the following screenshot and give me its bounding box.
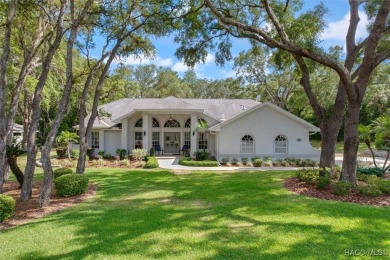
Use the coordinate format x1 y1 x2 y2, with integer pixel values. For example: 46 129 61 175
164 132 180 154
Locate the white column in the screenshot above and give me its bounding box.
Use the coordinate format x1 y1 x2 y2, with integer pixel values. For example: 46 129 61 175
142 114 149 150
121 118 128 150
190 114 197 156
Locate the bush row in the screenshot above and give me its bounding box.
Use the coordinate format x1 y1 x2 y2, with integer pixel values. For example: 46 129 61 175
296 168 390 197
221 157 318 167
179 157 219 167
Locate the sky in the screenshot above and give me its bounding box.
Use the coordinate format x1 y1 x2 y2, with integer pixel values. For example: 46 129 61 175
110 0 369 80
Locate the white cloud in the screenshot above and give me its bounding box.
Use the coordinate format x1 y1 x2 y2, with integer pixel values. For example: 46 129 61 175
116 54 173 67
172 62 190 72
322 11 369 41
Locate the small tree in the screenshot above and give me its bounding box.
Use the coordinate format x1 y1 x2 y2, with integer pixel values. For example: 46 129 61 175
196 119 208 152
358 114 390 173
5 142 26 187
56 131 79 160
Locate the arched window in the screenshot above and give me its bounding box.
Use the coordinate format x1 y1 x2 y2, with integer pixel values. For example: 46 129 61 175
152 118 160 127
275 135 287 154
241 135 254 154
184 118 191 128
164 119 180 128
134 118 143 127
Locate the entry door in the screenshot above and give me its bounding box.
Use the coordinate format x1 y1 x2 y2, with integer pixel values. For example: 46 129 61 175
164 132 180 154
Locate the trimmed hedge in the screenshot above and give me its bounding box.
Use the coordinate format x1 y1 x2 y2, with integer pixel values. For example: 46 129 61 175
54 167 73 179
0 194 16 222
54 174 89 197
144 156 159 168
179 157 219 167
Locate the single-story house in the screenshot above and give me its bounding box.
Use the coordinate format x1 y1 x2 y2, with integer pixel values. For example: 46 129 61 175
75 96 320 161
12 123 23 143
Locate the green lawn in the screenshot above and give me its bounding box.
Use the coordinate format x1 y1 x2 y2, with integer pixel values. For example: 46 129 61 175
1 169 389 259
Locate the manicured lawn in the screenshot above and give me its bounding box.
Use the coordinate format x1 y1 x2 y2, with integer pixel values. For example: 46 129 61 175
1 169 389 259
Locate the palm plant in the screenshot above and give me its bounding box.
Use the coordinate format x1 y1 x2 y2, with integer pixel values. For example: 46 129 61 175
56 131 79 159
358 124 377 168
6 142 26 187
196 119 208 152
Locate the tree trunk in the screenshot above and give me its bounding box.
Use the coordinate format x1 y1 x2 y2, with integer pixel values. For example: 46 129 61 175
7 157 24 187
76 135 88 174
341 103 360 185
39 145 53 207
3 162 10 182
319 131 337 169
21 2 66 201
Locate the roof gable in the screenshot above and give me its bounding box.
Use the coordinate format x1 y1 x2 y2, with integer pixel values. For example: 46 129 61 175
209 102 320 132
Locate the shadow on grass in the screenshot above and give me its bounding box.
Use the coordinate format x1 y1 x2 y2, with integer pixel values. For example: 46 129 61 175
4 169 390 259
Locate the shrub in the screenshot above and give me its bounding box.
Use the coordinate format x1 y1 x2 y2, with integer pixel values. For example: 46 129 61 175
56 148 67 158
0 195 15 222
193 151 211 161
357 167 383 177
87 148 95 157
70 149 79 159
376 180 390 195
316 174 331 189
132 148 147 161
357 186 382 197
236 162 243 167
144 156 159 168
116 149 128 160
241 158 248 165
251 156 260 163
231 158 238 165
119 159 130 167
252 158 263 167
149 147 156 156
246 162 253 167
296 169 318 183
98 150 105 157
103 153 114 160
332 181 353 196
179 157 218 167
54 167 73 179
263 160 273 167
221 158 229 166
55 174 89 197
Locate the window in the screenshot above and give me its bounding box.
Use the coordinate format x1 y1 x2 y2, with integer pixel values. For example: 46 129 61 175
198 133 208 150
134 118 143 127
152 118 160 128
91 131 99 148
275 135 287 154
134 132 143 149
184 132 191 149
241 135 254 154
184 118 191 128
164 119 180 128
152 132 160 147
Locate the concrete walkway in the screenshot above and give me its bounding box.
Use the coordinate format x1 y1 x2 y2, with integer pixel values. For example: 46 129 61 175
157 155 388 171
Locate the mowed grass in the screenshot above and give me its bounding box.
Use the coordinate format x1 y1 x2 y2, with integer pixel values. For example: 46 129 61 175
1 169 390 259
310 140 367 154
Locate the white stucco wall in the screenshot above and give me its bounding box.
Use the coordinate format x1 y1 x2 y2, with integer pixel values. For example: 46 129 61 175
217 106 320 160
104 130 121 156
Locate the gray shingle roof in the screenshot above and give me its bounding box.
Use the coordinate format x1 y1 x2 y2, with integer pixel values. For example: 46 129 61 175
78 96 260 129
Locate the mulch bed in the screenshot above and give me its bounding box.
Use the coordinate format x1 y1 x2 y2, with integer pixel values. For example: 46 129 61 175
0 181 97 230
285 177 390 207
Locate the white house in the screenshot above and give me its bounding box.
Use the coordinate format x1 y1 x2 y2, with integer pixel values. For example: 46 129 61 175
76 96 320 161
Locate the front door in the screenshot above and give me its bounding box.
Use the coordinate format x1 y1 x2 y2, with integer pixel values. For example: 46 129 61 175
164 132 180 154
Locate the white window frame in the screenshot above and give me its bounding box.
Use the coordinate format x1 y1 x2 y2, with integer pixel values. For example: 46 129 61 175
241 135 254 154
91 131 99 149
274 134 288 154
134 131 143 149
152 132 160 147
198 132 208 150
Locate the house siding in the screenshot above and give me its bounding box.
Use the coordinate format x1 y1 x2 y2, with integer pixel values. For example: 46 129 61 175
217 106 320 161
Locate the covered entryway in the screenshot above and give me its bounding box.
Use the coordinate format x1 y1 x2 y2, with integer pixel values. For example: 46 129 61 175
164 132 181 154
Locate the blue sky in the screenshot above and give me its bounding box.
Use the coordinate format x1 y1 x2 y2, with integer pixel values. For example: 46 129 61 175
112 0 369 80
